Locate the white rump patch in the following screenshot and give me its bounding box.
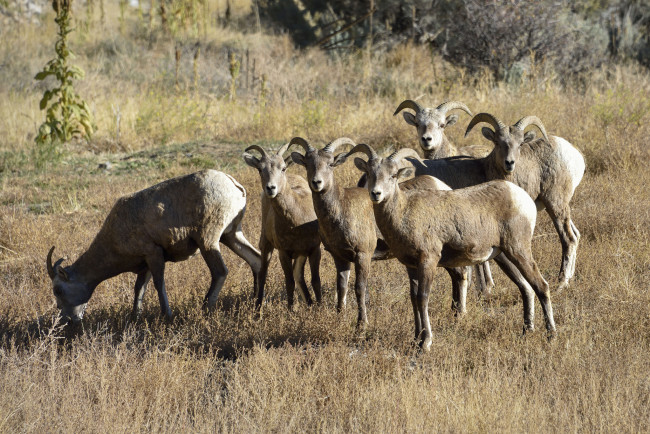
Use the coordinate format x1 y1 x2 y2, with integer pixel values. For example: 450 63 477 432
505 181 537 231
552 136 585 194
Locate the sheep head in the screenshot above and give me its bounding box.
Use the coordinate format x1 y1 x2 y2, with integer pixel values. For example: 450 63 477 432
348 144 417 204
290 137 356 193
394 99 473 154
46 246 89 323
243 143 294 199
465 113 549 174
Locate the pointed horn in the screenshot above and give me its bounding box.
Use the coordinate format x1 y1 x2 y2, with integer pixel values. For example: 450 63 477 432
47 246 65 280
289 137 314 154
323 137 356 154
276 142 292 156
345 143 378 160
465 113 507 137
513 116 549 142
387 148 423 163
435 100 473 117
393 99 423 116
244 145 268 158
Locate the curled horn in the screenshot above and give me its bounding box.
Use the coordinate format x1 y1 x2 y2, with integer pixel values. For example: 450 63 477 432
289 137 314 154
513 116 549 142
244 145 268 158
323 137 356 154
346 143 378 161
387 148 423 163
46 246 65 280
465 113 507 137
393 99 423 116
435 101 473 117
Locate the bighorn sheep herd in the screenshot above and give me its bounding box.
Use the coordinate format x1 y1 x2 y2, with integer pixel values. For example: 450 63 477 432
46 98 585 350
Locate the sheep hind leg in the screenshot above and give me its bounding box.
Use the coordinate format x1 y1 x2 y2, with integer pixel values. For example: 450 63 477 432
547 205 579 292
221 225 262 296
406 267 421 341
145 247 172 319
416 257 439 352
308 247 322 304
492 253 535 332
445 266 469 316
333 258 351 312
502 248 556 336
353 253 371 331
132 270 151 318
200 246 228 312
293 254 313 306
255 237 274 308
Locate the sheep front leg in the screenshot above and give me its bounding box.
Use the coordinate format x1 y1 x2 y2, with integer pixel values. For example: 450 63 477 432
333 258 351 312
417 256 439 352
255 237 274 307
446 266 469 315
200 246 228 311
308 247 322 304
293 255 313 306
406 267 421 340
278 250 296 310
145 248 172 319
354 253 371 330
132 270 151 318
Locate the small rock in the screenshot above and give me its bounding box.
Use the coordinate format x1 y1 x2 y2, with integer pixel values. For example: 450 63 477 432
99 161 112 170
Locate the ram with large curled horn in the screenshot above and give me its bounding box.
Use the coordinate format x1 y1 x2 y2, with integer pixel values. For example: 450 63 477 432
349 142 556 351
394 99 489 159
242 142 322 311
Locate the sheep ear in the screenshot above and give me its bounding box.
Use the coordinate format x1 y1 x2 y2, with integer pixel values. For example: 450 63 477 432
290 152 306 166
57 267 69 282
397 167 414 180
523 131 537 143
402 112 417 126
243 153 261 169
481 127 496 142
332 152 348 167
444 114 459 128
283 155 295 167
353 157 368 173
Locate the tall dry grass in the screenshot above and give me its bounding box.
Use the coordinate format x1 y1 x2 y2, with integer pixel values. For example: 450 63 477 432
1 2 649 432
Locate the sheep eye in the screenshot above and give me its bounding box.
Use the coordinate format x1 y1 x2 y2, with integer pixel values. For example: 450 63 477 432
281 166 287 172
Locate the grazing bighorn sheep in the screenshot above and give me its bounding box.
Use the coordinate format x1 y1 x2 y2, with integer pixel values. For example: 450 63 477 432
392 99 495 294
46 170 262 323
401 113 584 291
243 143 322 310
394 99 490 159
349 144 556 351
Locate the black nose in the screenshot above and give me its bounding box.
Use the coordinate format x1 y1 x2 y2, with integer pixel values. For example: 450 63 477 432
422 136 432 142
505 160 515 171
371 191 381 200
266 185 277 194
312 179 322 188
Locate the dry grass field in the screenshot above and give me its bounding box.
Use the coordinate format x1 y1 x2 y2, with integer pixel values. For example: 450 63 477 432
1 2 649 432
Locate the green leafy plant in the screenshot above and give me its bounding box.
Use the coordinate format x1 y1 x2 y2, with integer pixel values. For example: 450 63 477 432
34 0 95 154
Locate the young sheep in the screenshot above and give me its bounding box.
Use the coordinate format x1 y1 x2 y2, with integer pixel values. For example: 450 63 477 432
393 99 491 159
404 113 585 291
349 143 556 351
243 143 322 310
288 137 384 329
46 170 262 323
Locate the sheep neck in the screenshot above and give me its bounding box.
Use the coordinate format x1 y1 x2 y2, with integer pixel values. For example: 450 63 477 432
373 187 408 242
71 237 129 292
269 188 302 226
311 182 345 234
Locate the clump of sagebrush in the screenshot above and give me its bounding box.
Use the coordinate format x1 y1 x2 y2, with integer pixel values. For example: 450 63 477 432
34 0 95 162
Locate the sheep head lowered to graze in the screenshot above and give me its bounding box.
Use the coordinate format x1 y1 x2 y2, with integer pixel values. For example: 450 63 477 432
46 170 262 324
289 136 392 329
465 112 585 290
394 99 489 159
242 143 322 311
349 143 556 351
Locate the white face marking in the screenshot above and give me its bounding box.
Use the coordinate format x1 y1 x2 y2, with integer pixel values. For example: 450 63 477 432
552 136 585 194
